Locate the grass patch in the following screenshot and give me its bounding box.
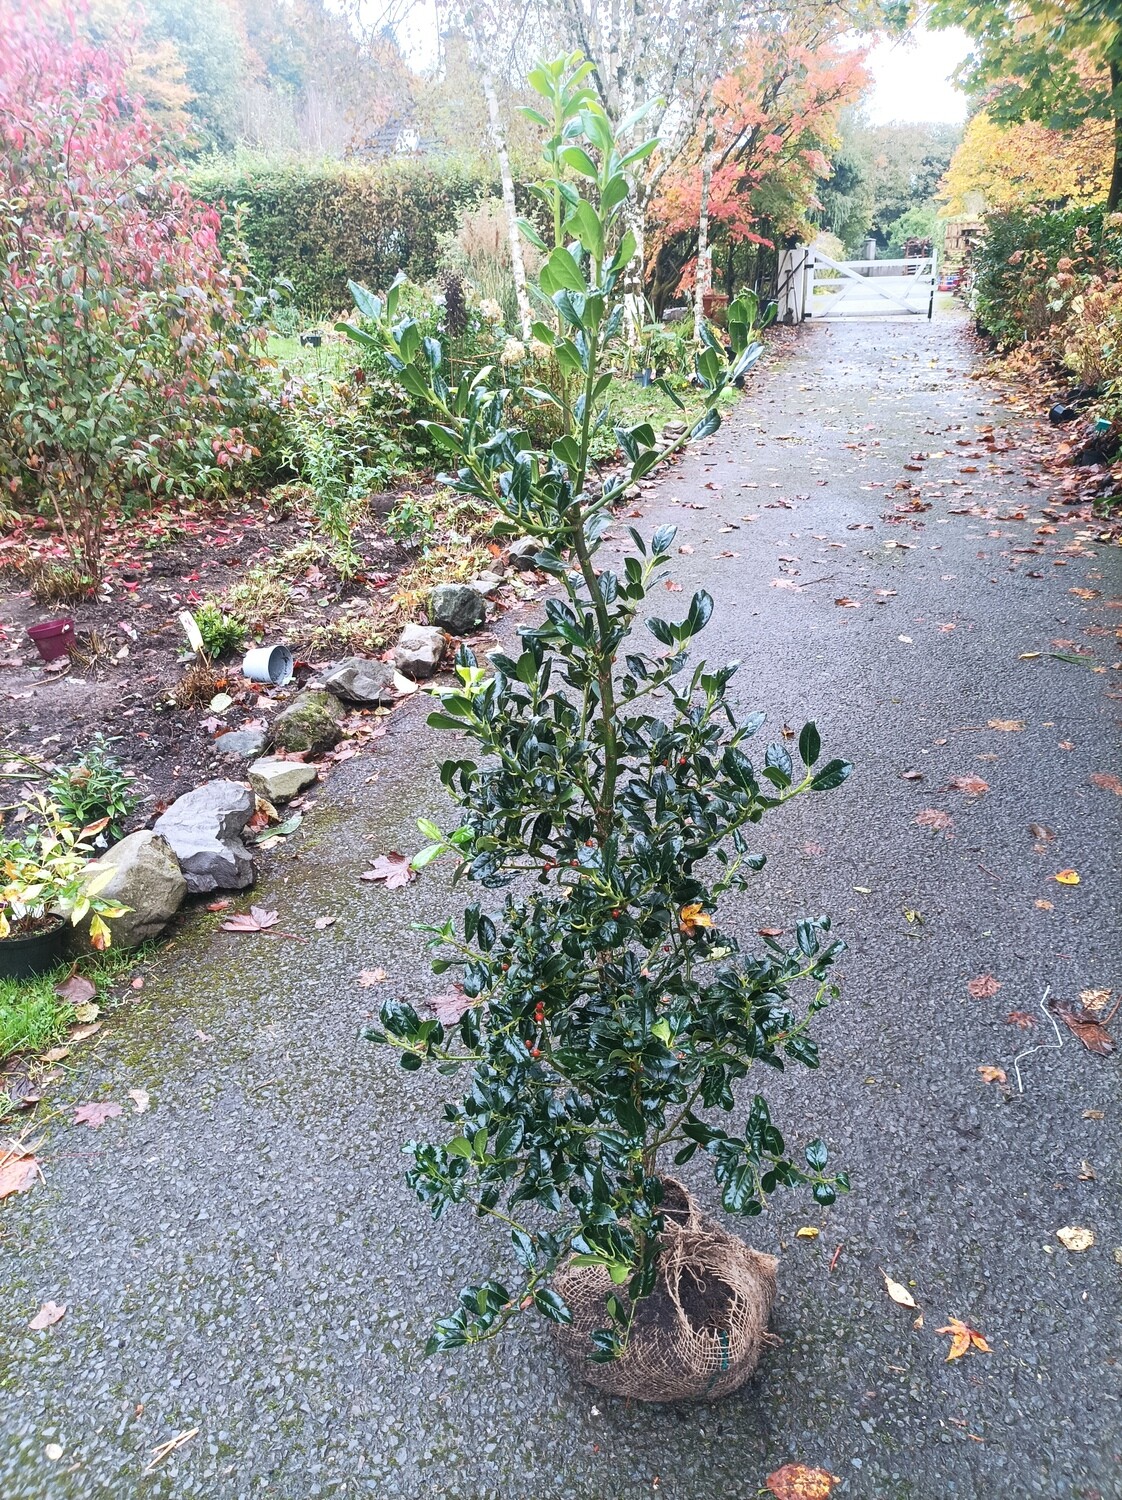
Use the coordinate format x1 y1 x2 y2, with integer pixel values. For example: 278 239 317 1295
591 381 738 463
0 944 147 1064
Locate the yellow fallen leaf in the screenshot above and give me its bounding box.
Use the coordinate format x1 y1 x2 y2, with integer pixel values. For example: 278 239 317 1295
880 1268 917 1308
678 902 714 935
937 1317 991 1361
1054 869 1081 885
1056 1225 1094 1253
1018 652 1041 659
796 1226 820 1239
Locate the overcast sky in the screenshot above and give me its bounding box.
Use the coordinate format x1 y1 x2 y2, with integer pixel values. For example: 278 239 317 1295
860 26 971 125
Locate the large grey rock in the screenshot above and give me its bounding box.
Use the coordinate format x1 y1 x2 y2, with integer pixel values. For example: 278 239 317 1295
214 727 268 763
153 779 255 894
507 537 540 570
429 582 486 635
390 623 445 680
269 690 344 754
66 831 186 954
322 657 396 706
248 756 317 804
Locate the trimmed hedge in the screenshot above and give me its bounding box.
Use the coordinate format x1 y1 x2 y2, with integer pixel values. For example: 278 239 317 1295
973 204 1122 347
188 156 496 311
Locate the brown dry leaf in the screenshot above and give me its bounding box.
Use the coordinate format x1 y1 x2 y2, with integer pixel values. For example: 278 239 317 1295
978 1065 1007 1085
1006 1011 1036 1029
1090 772 1122 796
1034 898 1054 911
41 1045 70 1063
205 898 232 913
357 968 388 987
1048 996 1114 1056
73 1002 99 1024
914 808 953 833
1028 822 1055 844
937 1317 991 1362
678 902 714 936
1056 1225 1094 1253
880 1269 918 1308
73 1101 123 1129
947 775 989 796
758 926 784 937
967 975 1002 999
127 1088 150 1114
0 1150 40 1200
1080 988 1113 1014
989 719 1025 731
28 1301 66 1331
360 852 416 890
1070 587 1100 600
69 1021 102 1043
834 597 861 608
678 543 694 555
427 987 474 1026
54 973 96 1005
221 906 280 932
664 580 683 592
765 1463 840 1500
1053 869 1081 885
314 915 336 930
901 769 924 781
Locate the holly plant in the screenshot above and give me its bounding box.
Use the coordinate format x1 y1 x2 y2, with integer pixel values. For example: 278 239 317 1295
342 54 851 1362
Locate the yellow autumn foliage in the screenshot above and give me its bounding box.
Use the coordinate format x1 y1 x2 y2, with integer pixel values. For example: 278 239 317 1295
940 110 1113 217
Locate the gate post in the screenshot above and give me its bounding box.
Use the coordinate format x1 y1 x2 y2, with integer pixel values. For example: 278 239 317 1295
778 246 812 324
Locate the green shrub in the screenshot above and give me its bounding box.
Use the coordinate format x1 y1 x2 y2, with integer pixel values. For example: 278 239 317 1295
194 601 247 659
49 736 137 843
189 154 497 312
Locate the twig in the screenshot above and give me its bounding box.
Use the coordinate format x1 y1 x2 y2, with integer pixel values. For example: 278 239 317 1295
828 1243 843 1273
1013 985 1061 1094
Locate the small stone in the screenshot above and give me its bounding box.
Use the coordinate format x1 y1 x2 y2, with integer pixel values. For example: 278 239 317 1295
213 727 268 763
506 537 540 570
429 583 486 635
248 757 317 804
322 657 397 706
390 623 445 680
270 690 345 754
468 571 504 598
624 484 640 500
66 831 186 953
153 780 256 894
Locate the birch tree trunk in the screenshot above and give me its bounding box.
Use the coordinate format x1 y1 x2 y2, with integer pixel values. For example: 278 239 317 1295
693 104 716 342
481 67 532 338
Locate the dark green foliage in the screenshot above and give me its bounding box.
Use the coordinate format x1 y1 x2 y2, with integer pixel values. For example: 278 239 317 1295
351 54 850 1360
973 205 1122 345
189 157 497 311
49 735 137 842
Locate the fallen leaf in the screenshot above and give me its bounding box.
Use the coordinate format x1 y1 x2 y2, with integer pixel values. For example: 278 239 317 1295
1034 898 1054 911
1090 772 1122 796
221 906 280 932
1005 1011 1036 1029
834 597 861 608
426 987 473 1025
937 1317 991 1362
314 915 336 930
978 1065 1007 1084
1053 869 1081 885
901 769 924 781
73 1101 123 1130
41 1046 70 1063
205 898 232 913
44 1444 64 1462
360 852 416 890
757 926 784 937
28 1301 66 1330
73 1002 99 1023
765 1464 840 1500
1070 587 1100 599
989 719 1025 731
1084 1109 1105 1120
678 902 714 935
128 1088 150 1114
1056 1225 1094 1253
795 1226 819 1239
1028 822 1055 844
914 808 953 833
947 775 989 796
1078 1160 1096 1181
968 975 1002 999
1080 988 1113 1014
880 1269 917 1308
1048 996 1114 1055
0 1150 40 1200
69 1021 102 1042
54 974 96 1005
357 968 388 987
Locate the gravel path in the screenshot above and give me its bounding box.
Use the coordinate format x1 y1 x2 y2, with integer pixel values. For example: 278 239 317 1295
2 312 1120 1500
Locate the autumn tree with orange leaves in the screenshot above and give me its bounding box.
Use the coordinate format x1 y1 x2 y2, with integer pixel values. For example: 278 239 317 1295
646 14 868 315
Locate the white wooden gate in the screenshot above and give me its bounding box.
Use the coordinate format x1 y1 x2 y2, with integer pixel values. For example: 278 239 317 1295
808 250 937 320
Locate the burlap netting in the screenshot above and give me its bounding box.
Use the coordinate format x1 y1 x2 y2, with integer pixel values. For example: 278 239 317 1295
552 1178 778 1403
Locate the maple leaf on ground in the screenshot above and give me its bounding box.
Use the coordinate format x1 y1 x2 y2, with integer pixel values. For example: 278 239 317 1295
1053 868 1081 885
0 1149 40 1200
221 907 280 933
1089 772 1122 796
360 852 415 890
357 968 388 987
914 808 953 834
425 986 474 1025
978 1065 1007 1085
73 1101 123 1129
765 1463 840 1500
1048 996 1114 1056
28 1301 66 1330
1005 1011 1036 1029
967 974 1002 999
54 973 96 1005
937 1318 991 1362
946 775 989 796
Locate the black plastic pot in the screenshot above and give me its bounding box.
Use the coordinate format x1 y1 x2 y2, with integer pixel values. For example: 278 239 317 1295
0 920 66 980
